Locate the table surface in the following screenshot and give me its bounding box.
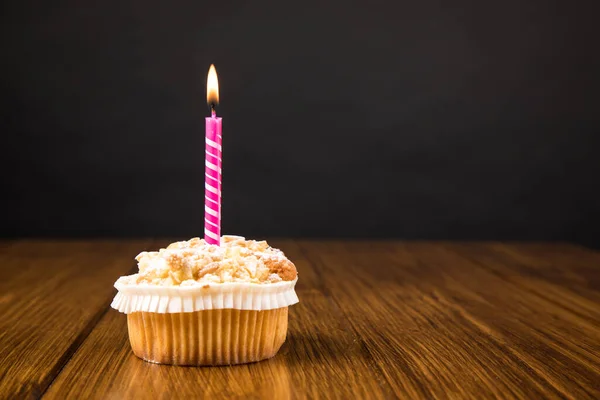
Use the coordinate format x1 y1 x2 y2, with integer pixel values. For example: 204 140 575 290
1 240 599 399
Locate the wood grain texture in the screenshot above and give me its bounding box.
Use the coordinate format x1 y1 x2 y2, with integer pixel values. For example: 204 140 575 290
44 240 391 399
2 240 600 399
296 241 600 399
0 240 150 398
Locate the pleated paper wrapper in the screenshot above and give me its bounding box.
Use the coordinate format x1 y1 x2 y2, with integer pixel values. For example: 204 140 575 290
111 277 299 365
127 307 289 365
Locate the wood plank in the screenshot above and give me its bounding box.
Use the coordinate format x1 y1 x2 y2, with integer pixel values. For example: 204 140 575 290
438 244 600 391
0 240 150 398
7 239 599 399
44 241 392 399
297 241 600 399
491 242 600 293
419 244 600 399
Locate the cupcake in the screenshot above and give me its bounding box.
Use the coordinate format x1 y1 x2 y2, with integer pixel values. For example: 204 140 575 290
111 235 299 365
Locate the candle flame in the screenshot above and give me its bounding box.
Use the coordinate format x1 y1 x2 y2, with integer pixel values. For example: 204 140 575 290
207 64 219 106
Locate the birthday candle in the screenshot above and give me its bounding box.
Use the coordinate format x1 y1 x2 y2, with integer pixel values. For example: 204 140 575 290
205 64 222 245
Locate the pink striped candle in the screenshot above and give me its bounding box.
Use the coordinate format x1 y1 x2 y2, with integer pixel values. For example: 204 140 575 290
205 65 222 245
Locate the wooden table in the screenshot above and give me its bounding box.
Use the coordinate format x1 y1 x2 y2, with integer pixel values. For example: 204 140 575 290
1 240 599 399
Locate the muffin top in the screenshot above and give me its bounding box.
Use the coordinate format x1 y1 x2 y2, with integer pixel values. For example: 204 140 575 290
124 235 297 286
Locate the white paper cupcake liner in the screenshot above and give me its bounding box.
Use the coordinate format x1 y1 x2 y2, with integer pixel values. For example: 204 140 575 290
111 276 299 314
127 308 289 365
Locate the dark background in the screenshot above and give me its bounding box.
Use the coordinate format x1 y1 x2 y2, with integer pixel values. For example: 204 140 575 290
2 0 599 245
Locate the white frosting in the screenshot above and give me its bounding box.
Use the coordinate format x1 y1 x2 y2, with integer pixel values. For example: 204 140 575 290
111 277 299 313
110 236 300 313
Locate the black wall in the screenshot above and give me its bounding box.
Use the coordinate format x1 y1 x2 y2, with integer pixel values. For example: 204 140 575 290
2 0 599 243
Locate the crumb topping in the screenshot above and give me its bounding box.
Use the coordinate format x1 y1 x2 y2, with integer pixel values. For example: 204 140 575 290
131 236 297 286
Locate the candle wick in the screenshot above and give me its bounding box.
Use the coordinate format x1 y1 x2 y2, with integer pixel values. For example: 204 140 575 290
210 103 216 118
